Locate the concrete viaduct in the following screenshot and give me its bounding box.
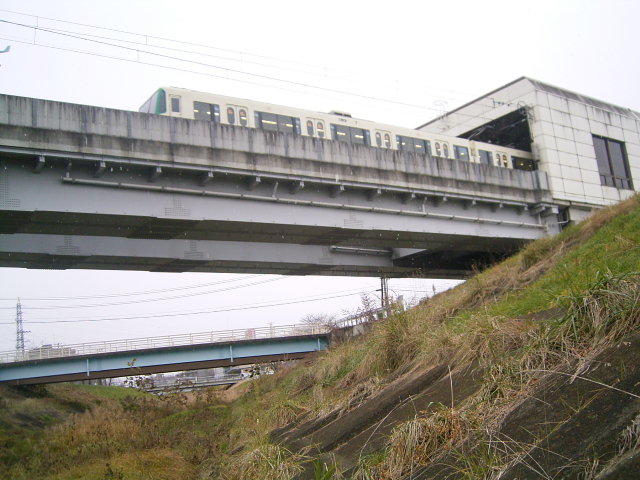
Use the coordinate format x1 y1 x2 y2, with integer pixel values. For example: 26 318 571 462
0 94 561 278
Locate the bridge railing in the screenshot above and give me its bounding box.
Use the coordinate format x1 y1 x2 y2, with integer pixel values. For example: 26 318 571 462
0 323 329 364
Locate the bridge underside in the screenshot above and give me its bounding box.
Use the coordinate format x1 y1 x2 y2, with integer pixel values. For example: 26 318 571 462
0 150 548 278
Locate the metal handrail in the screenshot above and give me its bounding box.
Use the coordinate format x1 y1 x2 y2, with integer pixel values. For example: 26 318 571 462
0 323 329 364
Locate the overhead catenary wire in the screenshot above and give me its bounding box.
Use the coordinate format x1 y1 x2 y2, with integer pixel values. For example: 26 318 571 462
0 276 287 310
0 17 506 125
0 8 479 101
0 274 264 302
0 288 381 325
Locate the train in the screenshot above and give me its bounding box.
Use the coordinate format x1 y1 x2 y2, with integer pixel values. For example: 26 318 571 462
139 87 536 171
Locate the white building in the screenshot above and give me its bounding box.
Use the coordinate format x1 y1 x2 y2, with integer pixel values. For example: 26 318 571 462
419 77 639 224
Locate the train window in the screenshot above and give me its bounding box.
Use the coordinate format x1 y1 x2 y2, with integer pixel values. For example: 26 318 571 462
330 124 369 145
331 124 349 142
479 150 492 165
414 139 427 154
278 115 301 134
495 153 501 166
256 112 300 134
171 96 181 113
227 107 236 125
193 101 220 122
442 143 449 158
351 127 370 145
453 145 470 161
512 157 536 171
239 108 248 126
396 135 429 154
384 133 391 148
434 142 442 157
306 120 314 136
375 132 382 147
502 154 508 167
256 112 277 131
317 122 325 138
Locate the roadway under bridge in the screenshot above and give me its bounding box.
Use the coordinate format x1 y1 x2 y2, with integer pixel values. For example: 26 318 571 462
0 94 561 278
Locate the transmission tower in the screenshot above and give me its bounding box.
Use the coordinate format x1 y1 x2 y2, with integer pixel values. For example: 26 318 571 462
16 298 27 352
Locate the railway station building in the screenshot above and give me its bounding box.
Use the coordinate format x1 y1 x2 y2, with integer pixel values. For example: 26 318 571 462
419 77 640 225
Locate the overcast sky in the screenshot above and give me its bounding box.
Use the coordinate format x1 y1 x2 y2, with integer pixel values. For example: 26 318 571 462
1 0 639 352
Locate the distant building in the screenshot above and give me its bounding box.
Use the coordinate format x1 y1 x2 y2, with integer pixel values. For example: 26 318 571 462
419 77 639 224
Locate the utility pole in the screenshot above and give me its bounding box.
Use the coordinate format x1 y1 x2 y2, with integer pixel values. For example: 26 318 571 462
16 298 27 352
380 277 389 312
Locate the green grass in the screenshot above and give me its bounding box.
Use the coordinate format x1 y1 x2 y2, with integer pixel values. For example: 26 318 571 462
2 195 640 479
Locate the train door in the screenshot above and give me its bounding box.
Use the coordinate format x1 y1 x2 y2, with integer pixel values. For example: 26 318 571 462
226 105 249 126
169 94 182 118
434 140 450 158
374 130 392 149
495 151 511 168
305 118 326 138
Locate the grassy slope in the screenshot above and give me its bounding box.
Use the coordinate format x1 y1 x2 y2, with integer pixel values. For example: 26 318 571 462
1 194 638 479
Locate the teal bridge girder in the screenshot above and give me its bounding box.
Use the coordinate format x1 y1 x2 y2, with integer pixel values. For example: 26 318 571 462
0 325 329 385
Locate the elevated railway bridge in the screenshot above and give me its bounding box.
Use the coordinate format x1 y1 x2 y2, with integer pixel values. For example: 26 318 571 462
0 94 561 279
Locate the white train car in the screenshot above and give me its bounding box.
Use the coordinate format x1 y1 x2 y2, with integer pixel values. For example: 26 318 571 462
140 87 536 171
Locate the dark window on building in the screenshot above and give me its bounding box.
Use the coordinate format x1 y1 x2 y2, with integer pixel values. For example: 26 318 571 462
435 142 442 156
384 133 391 148
593 135 633 189
171 96 181 113
443 143 449 158
306 120 314 136
375 132 382 147
512 157 536 171
193 101 220 122
453 145 469 161
479 150 493 165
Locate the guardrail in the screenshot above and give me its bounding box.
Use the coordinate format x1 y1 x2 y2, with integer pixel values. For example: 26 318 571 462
140 372 245 392
0 323 329 364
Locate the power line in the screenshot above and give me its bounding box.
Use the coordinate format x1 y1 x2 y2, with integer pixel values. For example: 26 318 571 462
0 274 263 301
0 289 377 325
0 276 286 310
0 8 479 101
0 19 505 125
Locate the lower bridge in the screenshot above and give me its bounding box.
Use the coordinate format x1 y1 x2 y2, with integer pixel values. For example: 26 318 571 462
0 324 329 386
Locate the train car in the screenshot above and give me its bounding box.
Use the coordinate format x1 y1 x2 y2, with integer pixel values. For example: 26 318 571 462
139 87 536 171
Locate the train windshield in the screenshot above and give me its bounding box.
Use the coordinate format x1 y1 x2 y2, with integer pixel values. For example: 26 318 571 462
139 89 167 114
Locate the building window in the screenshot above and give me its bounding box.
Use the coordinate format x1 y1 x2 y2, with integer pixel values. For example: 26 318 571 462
592 135 633 189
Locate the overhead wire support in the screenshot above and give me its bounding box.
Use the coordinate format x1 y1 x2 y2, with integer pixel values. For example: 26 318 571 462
15 298 28 351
